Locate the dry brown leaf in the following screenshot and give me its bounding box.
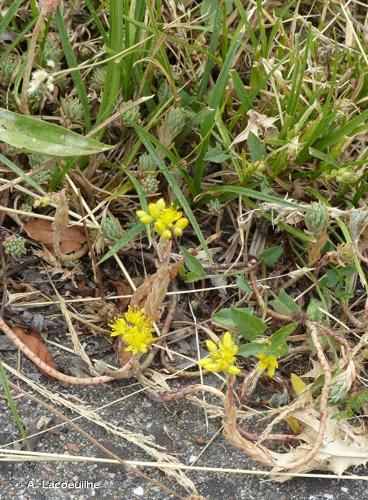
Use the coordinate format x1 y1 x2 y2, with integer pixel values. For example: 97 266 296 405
114 281 133 310
13 326 57 379
270 406 368 479
114 335 133 368
307 231 327 265
24 218 86 254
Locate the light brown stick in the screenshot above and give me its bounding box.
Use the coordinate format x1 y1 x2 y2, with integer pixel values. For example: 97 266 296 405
0 317 132 385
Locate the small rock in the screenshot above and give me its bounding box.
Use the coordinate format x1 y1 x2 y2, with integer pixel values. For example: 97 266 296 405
133 486 144 496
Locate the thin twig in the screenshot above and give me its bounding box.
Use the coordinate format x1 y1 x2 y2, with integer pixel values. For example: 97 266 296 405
0 316 134 385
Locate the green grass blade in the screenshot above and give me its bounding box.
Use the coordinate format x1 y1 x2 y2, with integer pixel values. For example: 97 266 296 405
85 0 108 44
94 0 124 133
206 185 311 211
0 360 31 451
193 25 243 194
0 0 24 35
0 153 46 195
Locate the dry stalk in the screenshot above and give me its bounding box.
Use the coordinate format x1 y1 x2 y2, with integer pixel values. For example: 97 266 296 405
0 316 135 385
249 266 292 322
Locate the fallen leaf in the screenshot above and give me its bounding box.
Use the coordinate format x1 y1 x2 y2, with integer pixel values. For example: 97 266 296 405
307 231 327 265
114 335 133 368
271 406 368 479
114 281 133 310
13 326 57 378
24 218 86 255
231 110 278 146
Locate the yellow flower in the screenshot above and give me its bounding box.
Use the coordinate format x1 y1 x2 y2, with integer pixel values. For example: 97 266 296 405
124 306 152 330
256 353 278 378
109 306 156 355
199 332 240 376
136 198 189 240
122 325 156 354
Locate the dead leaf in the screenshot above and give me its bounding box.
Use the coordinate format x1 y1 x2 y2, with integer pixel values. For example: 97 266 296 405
13 326 57 378
307 231 327 265
271 406 368 479
231 110 278 146
114 281 133 310
130 262 176 321
114 335 133 368
24 218 86 255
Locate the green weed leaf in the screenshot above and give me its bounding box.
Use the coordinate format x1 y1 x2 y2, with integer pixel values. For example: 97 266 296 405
270 289 301 316
0 108 112 156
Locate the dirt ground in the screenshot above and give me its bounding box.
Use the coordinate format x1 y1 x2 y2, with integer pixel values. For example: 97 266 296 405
0 348 367 500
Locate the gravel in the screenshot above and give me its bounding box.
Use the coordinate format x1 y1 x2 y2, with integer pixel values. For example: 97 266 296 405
1 351 367 500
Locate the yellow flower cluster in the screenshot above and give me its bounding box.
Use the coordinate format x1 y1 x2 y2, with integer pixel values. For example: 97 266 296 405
137 198 189 240
199 332 240 375
256 353 278 378
109 306 156 355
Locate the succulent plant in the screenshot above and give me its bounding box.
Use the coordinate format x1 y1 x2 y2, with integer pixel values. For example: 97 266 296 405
43 39 63 67
28 86 45 112
159 108 187 146
305 202 329 235
207 198 223 216
28 153 51 168
3 235 26 258
60 96 84 122
138 153 156 172
121 100 141 126
0 57 18 85
141 175 159 194
100 216 124 242
90 66 106 90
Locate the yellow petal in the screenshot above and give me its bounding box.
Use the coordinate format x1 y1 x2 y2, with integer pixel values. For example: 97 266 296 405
148 202 162 219
222 332 233 349
205 340 217 353
175 217 189 230
154 221 165 235
173 226 183 237
227 365 241 375
290 373 307 396
156 198 166 211
162 229 172 240
137 211 153 224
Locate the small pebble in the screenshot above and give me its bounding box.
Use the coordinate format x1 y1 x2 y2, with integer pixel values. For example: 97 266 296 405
133 486 144 496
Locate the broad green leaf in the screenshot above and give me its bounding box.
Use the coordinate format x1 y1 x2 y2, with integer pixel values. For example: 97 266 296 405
260 245 283 266
230 307 267 340
185 271 206 283
306 298 324 321
247 131 266 162
235 274 251 292
269 322 298 351
204 146 229 163
237 342 280 358
0 108 112 156
212 306 253 330
270 289 301 316
181 247 206 276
